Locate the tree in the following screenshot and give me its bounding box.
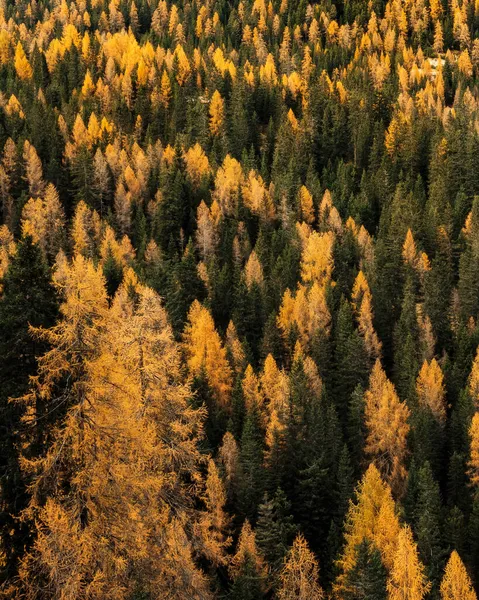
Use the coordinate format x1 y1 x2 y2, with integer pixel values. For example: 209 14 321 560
440 551 477 600
19 281 216 599
342 540 387 600
335 465 400 595
0 235 58 583
416 359 446 424
21 184 65 261
300 231 334 286
352 271 382 363
256 489 297 573
468 412 479 486
277 534 324 600
364 361 410 495
183 300 233 408
23 141 45 198
229 520 267 600
387 526 431 600
210 90 225 137
14 42 32 80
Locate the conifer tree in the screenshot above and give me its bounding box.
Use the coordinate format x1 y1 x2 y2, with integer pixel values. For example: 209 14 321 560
184 300 233 408
387 526 431 600
341 540 388 600
19 281 217 599
440 551 477 600
229 520 267 600
277 534 324 600
0 235 58 583
364 361 410 495
256 489 297 573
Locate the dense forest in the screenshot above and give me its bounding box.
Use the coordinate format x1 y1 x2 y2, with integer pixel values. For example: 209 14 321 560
3 0 479 597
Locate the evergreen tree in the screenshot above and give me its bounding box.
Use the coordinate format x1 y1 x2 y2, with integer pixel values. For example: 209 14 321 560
342 540 388 600
0 235 58 582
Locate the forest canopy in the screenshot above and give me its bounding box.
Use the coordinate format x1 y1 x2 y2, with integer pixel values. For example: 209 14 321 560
2 0 479 598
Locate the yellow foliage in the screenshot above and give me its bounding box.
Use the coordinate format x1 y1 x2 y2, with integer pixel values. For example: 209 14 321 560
242 364 265 414
468 412 479 486
416 359 446 424
440 551 477 600
458 49 473 77
364 361 410 495
351 271 382 361
387 526 431 600
5 94 24 119
278 282 331 348
21 184 65 259
183 300 233 407
335 464 401 594
278 535 324 600
184 143 210 186
230 520 267 587
225 321 246 373
298 186 315 224
300 231 334 286
81 70 95 97
261 353 289 418
214 155 244 215
209 90 225 136
244 249 264 289
14 42 32 80
469 347 479 409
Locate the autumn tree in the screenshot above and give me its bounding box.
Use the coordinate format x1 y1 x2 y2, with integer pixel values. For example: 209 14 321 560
210 90 225 137
335 464 401 595
277 534 324 600
14 42 32 80
416 359 446 424
229 520 267 600
387 526 431 600
440 551 477 600
183 300 233 408
19 279 218 599
364 361 411 495
468 412 479 486
23 141 45 198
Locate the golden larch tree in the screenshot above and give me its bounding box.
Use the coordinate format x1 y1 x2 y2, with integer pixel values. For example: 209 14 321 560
209 90 225 136
469 347 479 409
21 184 65 260
23 141 45 198
335 464 400 595
244 250 264 289
260 353 290 418
300 230 334 286
196 459 231 566
364 360 410 495
219 431 239 501
298 185 315 224
242 364 265 415
229 520 267 594
14 42 32 80
351 270 382 362
468 412 479 486
277 534 324 600
387 526 431 600
20 280 217 599
440 551 477 600
277 282 331 349
225 320 246 373
416 359 446 424
183 300 233 407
